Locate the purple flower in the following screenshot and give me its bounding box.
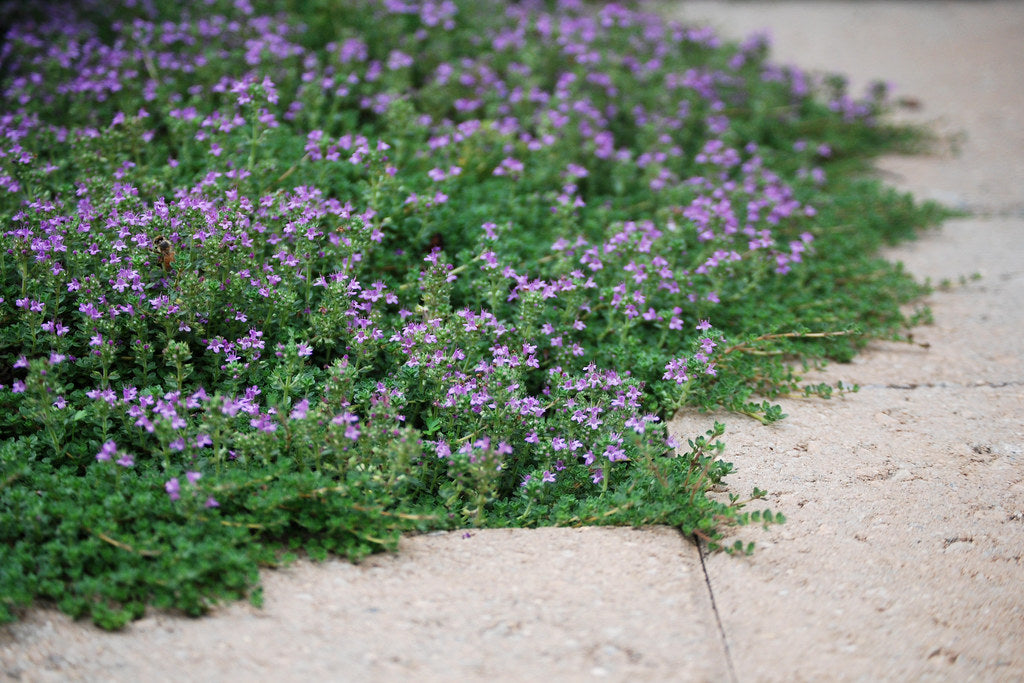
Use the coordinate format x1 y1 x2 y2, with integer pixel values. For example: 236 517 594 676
663 358 689 385
289 398 310 420
116 454 134 468
250 412 278 433
165 478 180 501
187 388 209 408
186 471 202 485
542 470 556 483
96 440 117 462
493 157 524 177
205 497 219 509
604 444 627 462
86 388 117 406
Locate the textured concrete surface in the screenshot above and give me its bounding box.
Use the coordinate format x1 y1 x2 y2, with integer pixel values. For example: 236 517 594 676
1 527 728 681
672 2 1024 681
3 3 1023 681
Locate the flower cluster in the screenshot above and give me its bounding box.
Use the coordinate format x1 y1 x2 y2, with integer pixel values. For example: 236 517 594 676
1 0 905 528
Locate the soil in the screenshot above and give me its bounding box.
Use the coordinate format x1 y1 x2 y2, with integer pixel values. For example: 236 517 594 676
3 3 1022 681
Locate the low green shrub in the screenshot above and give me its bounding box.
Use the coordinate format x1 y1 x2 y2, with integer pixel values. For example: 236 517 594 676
0 0 949 628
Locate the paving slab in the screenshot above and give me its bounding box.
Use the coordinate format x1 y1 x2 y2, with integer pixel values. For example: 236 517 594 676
1 527 730 682
670 2 1024 681
673 263 1024 679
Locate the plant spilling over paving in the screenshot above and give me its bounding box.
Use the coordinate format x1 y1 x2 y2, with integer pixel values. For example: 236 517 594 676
0 0 949 628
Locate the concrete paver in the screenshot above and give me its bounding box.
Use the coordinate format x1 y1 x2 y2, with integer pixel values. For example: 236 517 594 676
672 2 1024 680
2 528 729 681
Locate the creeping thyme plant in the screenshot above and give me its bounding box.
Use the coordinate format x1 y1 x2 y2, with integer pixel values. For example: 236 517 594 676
0 0 949 628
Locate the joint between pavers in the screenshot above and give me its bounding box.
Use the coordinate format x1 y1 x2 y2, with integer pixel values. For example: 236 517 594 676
687 530 739 683
959 205 1024 219
862 379 1024 391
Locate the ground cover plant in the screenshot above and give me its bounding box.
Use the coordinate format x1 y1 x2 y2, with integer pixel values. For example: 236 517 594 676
0 0 950 629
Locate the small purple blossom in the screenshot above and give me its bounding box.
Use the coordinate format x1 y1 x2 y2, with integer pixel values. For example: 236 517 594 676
663 358 689 384
96 440 117 462
604 444 627 462
290 398 310 420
